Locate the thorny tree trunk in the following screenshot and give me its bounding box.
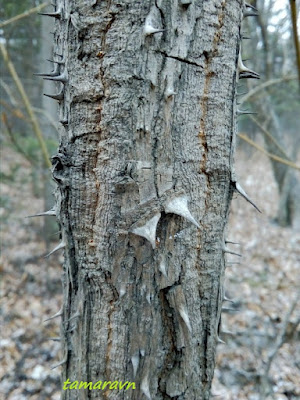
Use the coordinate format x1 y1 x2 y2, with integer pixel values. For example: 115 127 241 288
46 0 245 399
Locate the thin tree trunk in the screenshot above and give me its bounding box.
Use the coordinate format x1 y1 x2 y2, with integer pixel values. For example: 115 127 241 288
47 1 243 398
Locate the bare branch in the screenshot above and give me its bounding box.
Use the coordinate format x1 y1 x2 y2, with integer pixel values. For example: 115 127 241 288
0 2 49 28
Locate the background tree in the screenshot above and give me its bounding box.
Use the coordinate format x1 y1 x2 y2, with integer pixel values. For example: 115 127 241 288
238 0 300 229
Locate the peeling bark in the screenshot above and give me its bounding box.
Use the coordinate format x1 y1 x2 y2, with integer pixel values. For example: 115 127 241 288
47 0 243 398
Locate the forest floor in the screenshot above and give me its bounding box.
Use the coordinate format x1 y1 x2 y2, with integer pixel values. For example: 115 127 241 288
1 140 299 400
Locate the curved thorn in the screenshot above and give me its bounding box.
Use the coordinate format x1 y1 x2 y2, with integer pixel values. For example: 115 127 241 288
130 213 161 249
44 90 64 101
234 182 262 213
217 336 226 344
39 10 61 19
238 53 260 79
45 241 65 258
178 304 192 332
44 307 63 322
141 375 152 400
165 195 200 228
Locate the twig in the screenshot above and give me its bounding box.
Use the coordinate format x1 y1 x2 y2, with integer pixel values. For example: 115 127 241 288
265 290 300 373
249 115 290 160
240 76 298 104
238 134 300 171
0 43 51 169
0 2 49 28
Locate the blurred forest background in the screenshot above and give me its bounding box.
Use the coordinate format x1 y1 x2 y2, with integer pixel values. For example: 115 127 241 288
0 1 299 399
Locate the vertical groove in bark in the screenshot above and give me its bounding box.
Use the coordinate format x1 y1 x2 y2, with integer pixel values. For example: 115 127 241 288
49 0 242 398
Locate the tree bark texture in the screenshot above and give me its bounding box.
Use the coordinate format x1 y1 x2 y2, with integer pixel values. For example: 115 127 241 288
49 1 243 399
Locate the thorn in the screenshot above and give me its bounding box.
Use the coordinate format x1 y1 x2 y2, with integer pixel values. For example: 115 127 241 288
238 53 260 79
237 109 257 115
131 355 139 378
245 2 258 11
146 293 151 305
45 241 65 258
165 87 176 99
243 3 259 18
130 213 161 249
44 90 64 101
223 295 235 303
178 304 192 332
47 59 65 65
44 307 63 322
141 375 152 400
60 118 68 125
64 311 80 324
43 71 68 83
51 355 67 370
54 52 63 58
180 0 192 5
222 329 235 335
39 9 62 19
34 70 59 78
242 35 251 40
144 16 164 36
158 260 167 277
234 182 262 213
119 284 126 298
26 208 56 218
217 336 226 344
165 195 200 228
225 240 240 245
223 245 242 257
47 337 61 341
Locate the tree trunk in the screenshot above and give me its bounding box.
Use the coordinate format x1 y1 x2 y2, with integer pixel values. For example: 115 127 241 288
48 1 243 398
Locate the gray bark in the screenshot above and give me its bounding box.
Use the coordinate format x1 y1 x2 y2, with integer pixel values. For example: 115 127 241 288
47 1 243 399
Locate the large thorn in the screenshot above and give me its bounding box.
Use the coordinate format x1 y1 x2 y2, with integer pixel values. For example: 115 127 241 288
144 16 164 36
44 307 63 322
158 260 167 278
45 241 65 258
243 3 259 18
234 182 262 213
44 72 68 83
217 336 226 344
26 207 56 218
165 195 200 228
44 90 64 101
178 304 192 332
130 213 161 249
131 355 139 378
141 375 152 400
238 53 260 79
